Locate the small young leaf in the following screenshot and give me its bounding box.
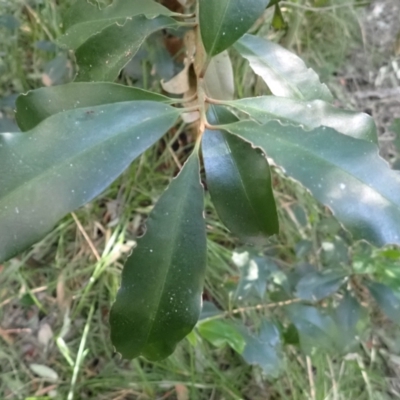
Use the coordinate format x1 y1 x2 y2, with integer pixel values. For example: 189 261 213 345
202 107 279 242
234 34 333 102
367 281 400 325
0 102 179 263
110 151 207 361
60 0 176 49
204 51 235 100
271 4 286 30
199 0 270 57
240 320 283 377
75 15 178 82
198 320 246 354
232 250 278 300
225 96 377 143
222 120 400 247
16 83 169 131
295 270 348 301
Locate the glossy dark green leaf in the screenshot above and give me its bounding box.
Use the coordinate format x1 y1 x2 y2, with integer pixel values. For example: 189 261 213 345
240 320 283 377
16 83 169 131
60 0 176 49
199 0 270 56
222 120 400 247
198 320 246 354
202 107 279 242
0 101 179 263
75 15 178 82
285 304 338 354
110 151 207 360
295 270 348 301
367 281 400 325
234 34 333 102
225 96 377 143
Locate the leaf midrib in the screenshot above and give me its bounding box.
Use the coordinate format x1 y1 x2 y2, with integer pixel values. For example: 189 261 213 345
207 1 231 56
222 133 269 234
227 125 399 211
141 157 198 353
0 109 177 211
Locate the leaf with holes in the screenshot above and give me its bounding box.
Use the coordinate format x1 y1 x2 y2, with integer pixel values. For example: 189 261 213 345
232 250 279 300
0 102 180 263
110 151 207 360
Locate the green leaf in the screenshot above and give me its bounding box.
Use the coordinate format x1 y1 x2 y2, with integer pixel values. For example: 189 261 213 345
285 304 338 354
222 120 400 247
367 281 400 325
110 151 207 361
271 4 286 30
225 96 377 143
0 101 179 263
234 34 333 102
232 250 278 300
333 293 365 352
16 82 169 131
202 107 279 242
295 270 348 301
198 320 246 354
199 0 270 57
74 15 178 82
60 0 176 49
320 237 349 267
240 320 283 377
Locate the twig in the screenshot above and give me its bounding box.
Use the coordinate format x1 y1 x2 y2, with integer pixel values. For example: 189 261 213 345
306 356 316 400
71 212 101 262
67 304 95 400
167 143 182 169
202 298 302 322
0 285 47 307
356 354 374 399
231 298 302 315
327 355 339 400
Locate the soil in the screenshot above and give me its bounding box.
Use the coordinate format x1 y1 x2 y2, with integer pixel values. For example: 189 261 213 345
338 0 400 160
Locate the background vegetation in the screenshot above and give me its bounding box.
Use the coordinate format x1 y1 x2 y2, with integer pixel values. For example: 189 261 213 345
1 0 400 399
